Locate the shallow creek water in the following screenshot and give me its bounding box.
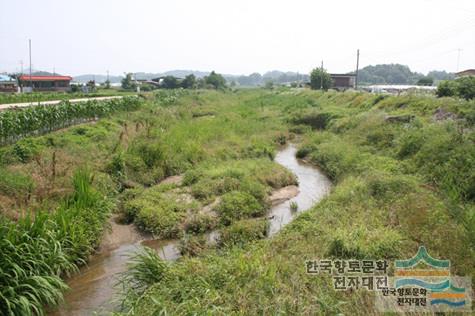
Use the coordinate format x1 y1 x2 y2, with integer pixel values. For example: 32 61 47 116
51 144 331 315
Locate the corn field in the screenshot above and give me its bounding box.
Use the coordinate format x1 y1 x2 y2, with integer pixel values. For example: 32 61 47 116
0 96 142 145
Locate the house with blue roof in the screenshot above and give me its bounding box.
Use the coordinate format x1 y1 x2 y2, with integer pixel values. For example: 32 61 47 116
0 75 18 93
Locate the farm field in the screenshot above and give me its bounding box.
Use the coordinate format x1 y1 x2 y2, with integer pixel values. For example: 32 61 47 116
0 88 474 315
0 90 134 106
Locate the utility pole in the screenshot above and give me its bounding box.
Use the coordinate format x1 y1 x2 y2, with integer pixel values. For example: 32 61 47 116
29 39 32 91
355 49 360 90
106 70 110 82
20 60 23 75
320 60 324 90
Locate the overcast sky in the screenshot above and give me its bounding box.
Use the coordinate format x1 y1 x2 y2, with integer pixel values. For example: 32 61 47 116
1 0 474 76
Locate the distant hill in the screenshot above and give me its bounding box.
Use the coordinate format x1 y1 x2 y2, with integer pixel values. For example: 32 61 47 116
73 70 212 83
71 66 454 86
357 64 454 85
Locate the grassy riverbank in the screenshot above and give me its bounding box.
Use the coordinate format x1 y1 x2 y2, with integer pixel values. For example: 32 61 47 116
0 89 292 314
1 89 474 314
118 90 475 315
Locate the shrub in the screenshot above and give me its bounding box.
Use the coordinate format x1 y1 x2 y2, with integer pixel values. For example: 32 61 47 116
135 204 185 238
292 111 335 130
396 128 426 159
215 191 265 225
12 138 42 163
124 186 197 238
218 219 267 248
456 76 475 100
106 151 126 179
436 80 457 97
182 213 218 234
437 77 475 100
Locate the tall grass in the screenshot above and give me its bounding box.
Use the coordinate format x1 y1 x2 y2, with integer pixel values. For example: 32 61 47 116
0 169 111 315
115 89 475 315
118 247 169 312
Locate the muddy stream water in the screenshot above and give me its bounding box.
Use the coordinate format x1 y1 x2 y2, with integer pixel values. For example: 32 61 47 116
51 144 331 315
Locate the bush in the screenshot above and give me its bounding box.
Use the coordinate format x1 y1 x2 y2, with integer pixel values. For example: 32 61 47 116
124 186 198 238
456 76 475 100
436 80 457 97
182 213 218 234
215 191 265 225
437 77 475 100
396 128 426 159
106 151 126 179
219 219 267 248
291 111 335 130
12 138 42 162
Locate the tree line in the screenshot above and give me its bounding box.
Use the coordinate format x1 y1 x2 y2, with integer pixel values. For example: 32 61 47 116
122 71 227 91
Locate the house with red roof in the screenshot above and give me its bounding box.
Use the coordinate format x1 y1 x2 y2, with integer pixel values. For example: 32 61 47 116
18 75 72 92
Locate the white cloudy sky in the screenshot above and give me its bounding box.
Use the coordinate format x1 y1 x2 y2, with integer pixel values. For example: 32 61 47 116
1 0 474 76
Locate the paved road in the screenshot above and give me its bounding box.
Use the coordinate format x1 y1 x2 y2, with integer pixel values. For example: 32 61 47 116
0 96 125 110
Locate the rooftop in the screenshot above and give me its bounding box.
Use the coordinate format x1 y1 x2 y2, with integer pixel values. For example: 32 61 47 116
18 75 73 81
330 73 356 77
455 69 475 76
0 74 14 82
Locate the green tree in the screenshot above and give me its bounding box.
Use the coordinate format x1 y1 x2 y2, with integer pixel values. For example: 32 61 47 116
456 76 475 100
436 80 457 97
181 74 196 89
121 73 136 90
71 84 80 93
104 79 111 89
416 76 434 86
205 71 226 89
162 76 180 89
436 78 475 100
264 80 274 89
196 78 206 89
86 80 96 92
310 68 332 90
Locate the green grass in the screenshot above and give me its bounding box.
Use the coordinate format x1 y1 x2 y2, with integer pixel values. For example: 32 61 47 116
218 218 268 248
2 88 474 315
122 158 296 238
0 169 111 316
116 89 475 315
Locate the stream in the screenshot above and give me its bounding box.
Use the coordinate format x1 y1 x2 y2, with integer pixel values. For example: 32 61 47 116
50 144 331 315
